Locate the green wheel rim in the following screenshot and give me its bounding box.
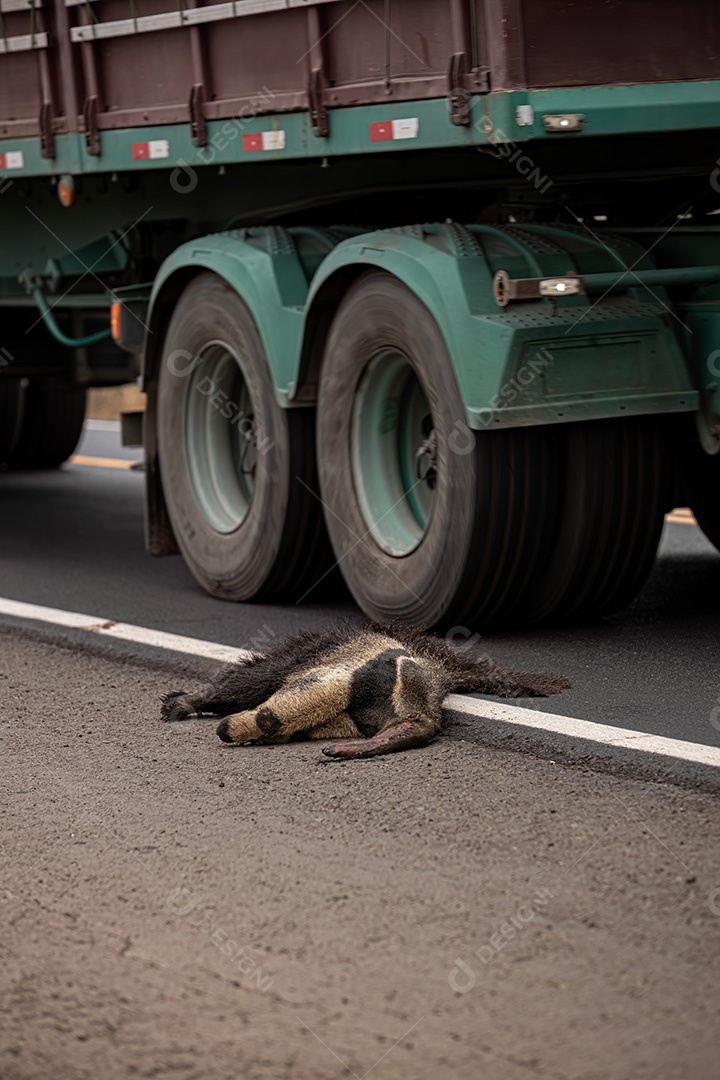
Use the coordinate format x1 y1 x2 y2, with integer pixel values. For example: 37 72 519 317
351 350 436 557
184 342 256 533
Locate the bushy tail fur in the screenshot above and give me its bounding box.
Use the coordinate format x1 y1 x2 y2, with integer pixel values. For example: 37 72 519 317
374 622 570 699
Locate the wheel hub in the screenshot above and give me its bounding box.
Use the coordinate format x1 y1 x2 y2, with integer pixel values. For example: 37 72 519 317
184 342 256 534
351 350 436 556
415 418 438 490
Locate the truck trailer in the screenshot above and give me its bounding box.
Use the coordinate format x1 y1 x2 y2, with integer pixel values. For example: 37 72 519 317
1 0 719 627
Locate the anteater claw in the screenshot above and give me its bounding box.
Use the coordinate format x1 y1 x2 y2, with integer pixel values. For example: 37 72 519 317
160 692 193 722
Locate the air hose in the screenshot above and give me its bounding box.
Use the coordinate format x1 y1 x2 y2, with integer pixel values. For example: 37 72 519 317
31 287 111 348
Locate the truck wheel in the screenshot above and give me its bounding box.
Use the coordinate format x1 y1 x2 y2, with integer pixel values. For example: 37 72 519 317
316 271 557 628
4 380 86 469
522 417 670 622
678 442 720 553
157 272 329 601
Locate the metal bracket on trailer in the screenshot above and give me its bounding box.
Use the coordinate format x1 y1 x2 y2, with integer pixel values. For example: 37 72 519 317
447 53 472 126
189 83 208 148
308 67 329 138
493 270 585 306
39 101 55 159
82 95 101 155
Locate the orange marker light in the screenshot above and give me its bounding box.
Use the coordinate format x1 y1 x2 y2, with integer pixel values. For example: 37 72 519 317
110 302 122 341
57 175 75 207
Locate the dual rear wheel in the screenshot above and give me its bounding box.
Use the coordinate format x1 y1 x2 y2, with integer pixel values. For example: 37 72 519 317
316 272 670 626
156 270 672 625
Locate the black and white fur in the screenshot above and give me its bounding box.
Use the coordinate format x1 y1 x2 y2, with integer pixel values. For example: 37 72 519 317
161 623 570 759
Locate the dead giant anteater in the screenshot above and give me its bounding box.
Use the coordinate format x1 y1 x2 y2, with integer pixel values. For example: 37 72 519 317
161 623 570 759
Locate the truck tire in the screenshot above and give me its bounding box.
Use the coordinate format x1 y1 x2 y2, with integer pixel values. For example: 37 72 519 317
156 272 329 601
678 442 720 553
521 417 670 622
4 380 86 469
316 271 557 628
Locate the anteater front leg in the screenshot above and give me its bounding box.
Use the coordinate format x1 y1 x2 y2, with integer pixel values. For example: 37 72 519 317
161 689 237 723
216 667 353 745
160 654 287 722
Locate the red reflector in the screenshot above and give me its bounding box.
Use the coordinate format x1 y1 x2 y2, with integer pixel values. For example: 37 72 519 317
369 122 394 142
242 133 264 152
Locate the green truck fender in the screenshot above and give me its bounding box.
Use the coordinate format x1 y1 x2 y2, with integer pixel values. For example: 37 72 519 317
142 223 697 429
296 226 491 410
141 228 308 397
298 224 697 428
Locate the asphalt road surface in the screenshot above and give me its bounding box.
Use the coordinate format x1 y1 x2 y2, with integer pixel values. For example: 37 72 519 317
1 422 720 1079
1 422 718 746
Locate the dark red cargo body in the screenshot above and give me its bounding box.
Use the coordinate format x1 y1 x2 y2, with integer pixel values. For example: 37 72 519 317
1 0 718 144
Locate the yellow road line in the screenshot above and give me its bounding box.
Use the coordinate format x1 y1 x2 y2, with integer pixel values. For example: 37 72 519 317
665 508 697 525
70 455 136 470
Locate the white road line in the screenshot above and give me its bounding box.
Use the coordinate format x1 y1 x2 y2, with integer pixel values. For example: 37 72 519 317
1 595 718 769
446 695 720 769
84 419 122 432
0 597 248 664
